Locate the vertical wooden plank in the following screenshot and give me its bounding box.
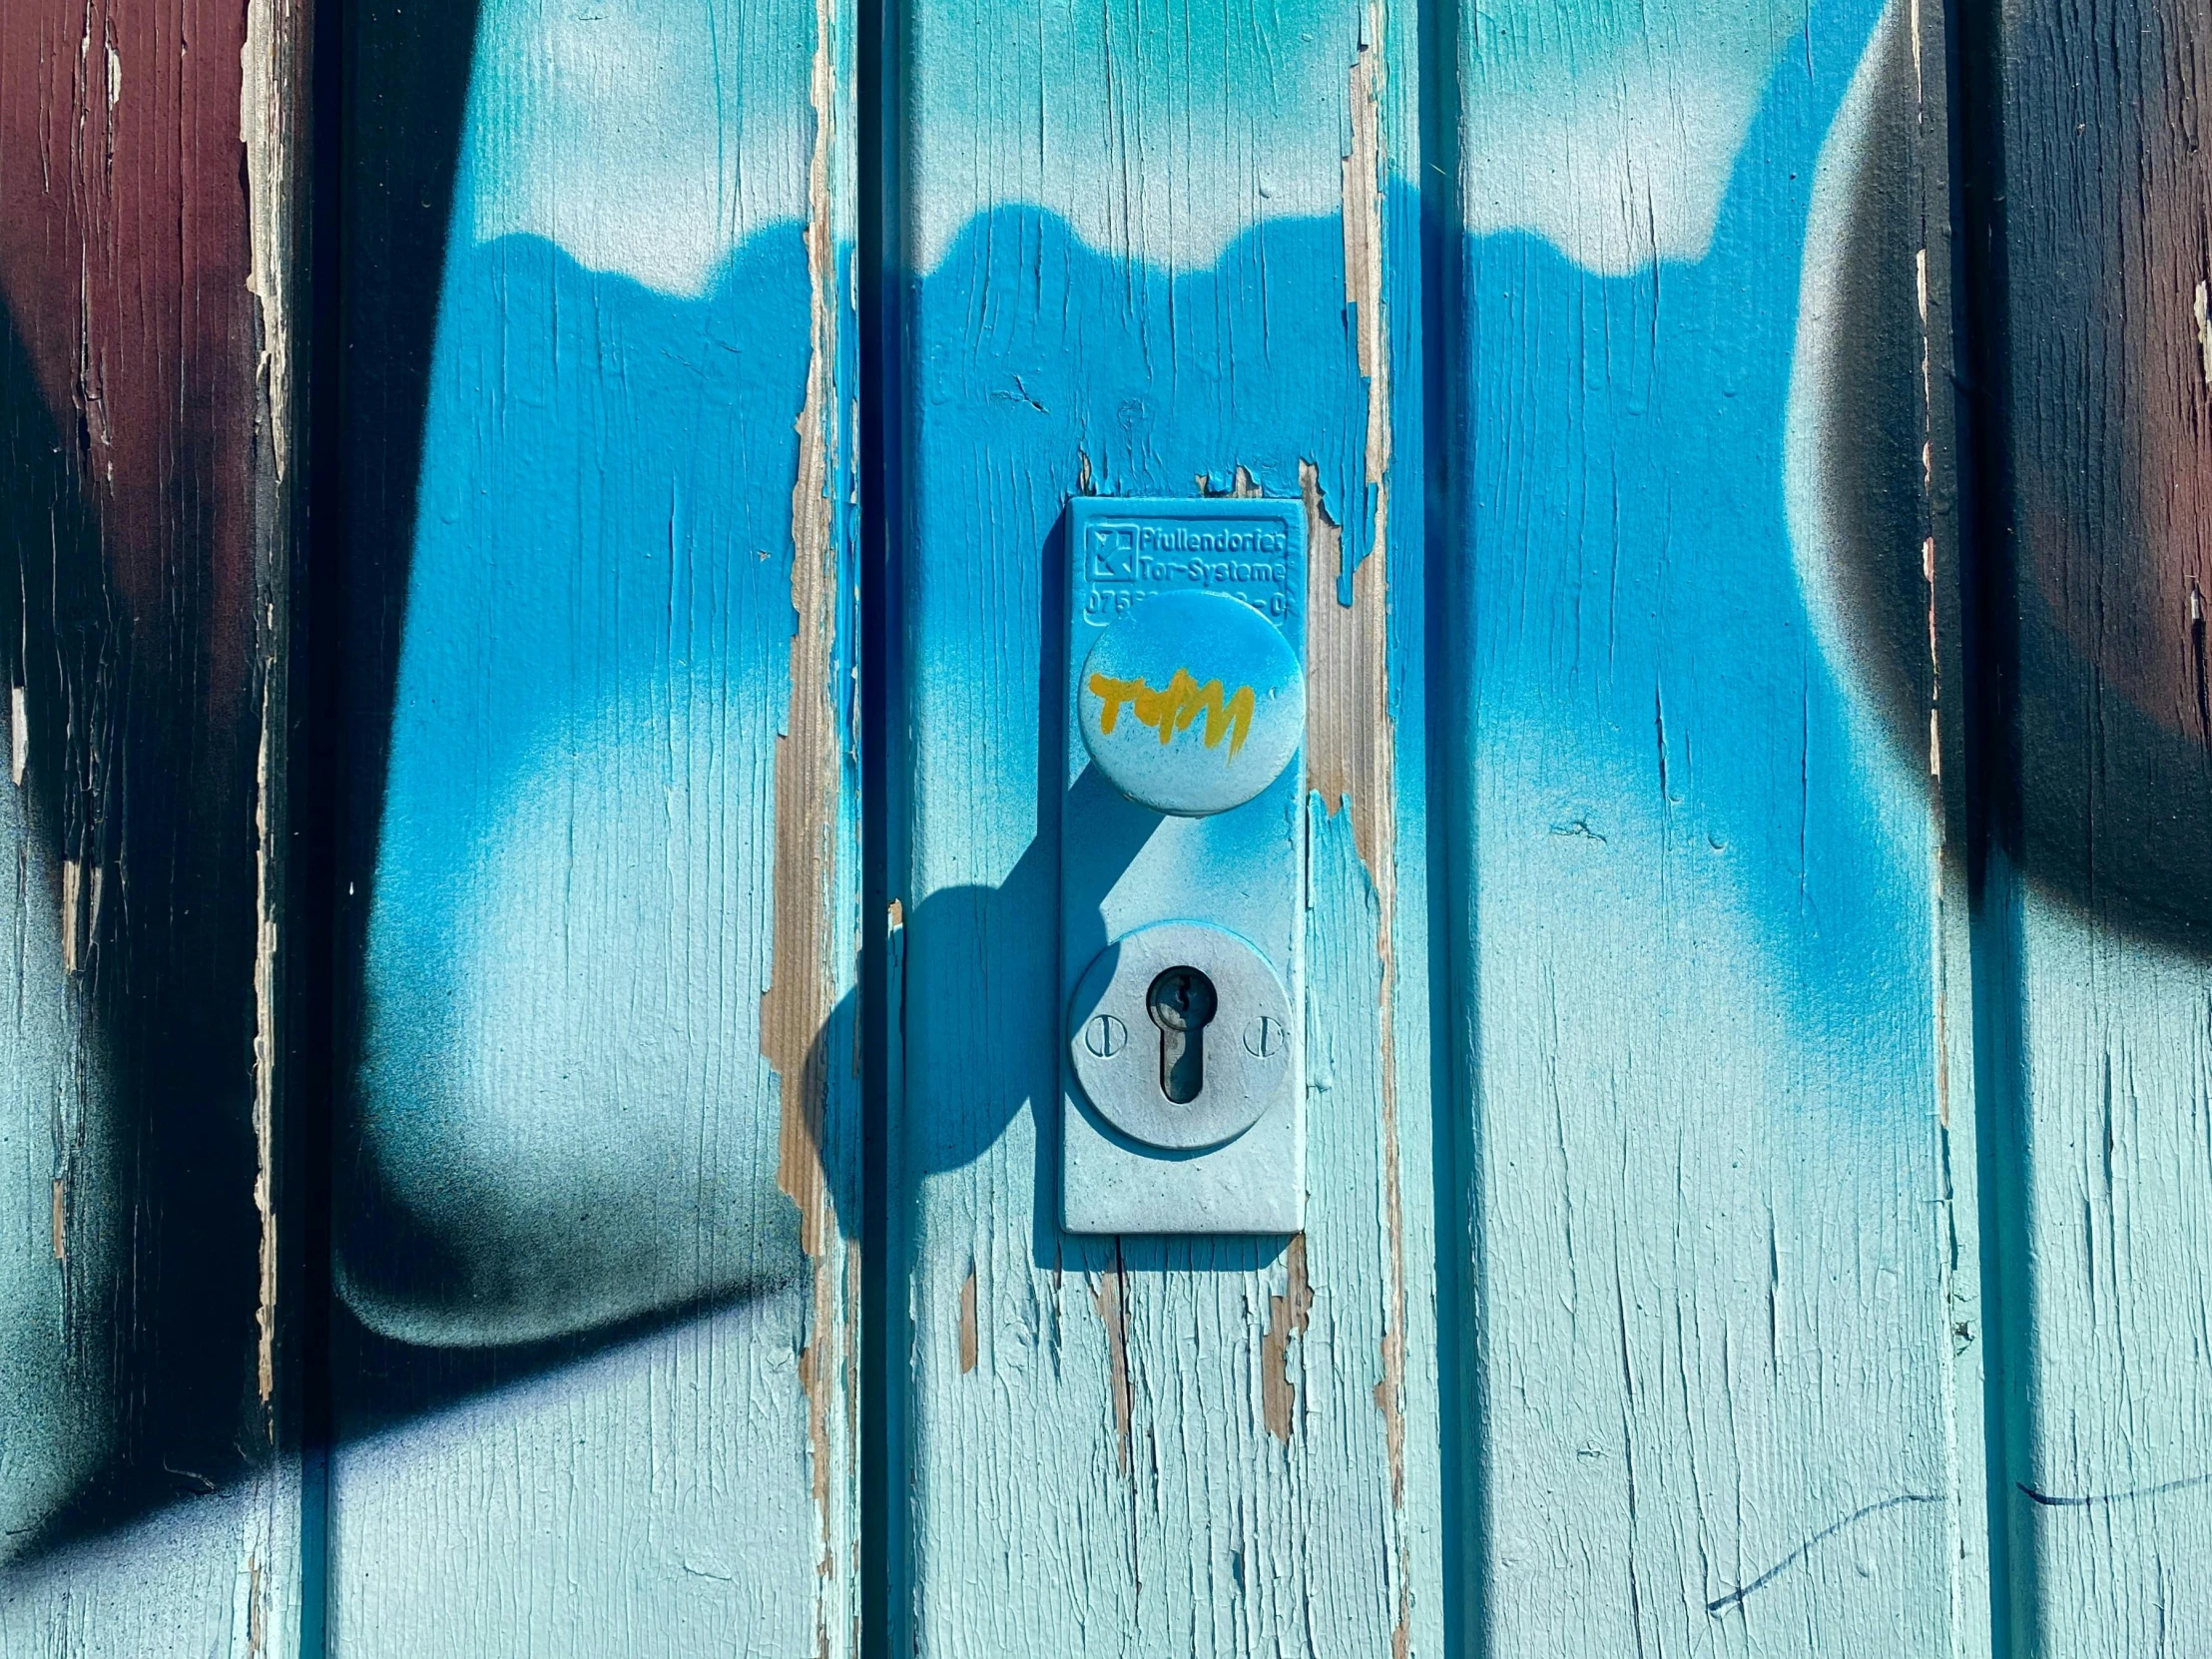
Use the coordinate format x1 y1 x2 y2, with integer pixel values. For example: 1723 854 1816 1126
327 0 861 1649
0 0 306 1647
894 0 1444 1651
1442 0 1986 1649
1963 0 2212 1646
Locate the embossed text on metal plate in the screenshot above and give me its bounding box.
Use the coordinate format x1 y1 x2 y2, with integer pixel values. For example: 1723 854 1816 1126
1060 497 1307 1235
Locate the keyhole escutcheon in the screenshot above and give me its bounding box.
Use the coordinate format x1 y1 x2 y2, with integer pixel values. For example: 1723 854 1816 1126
1146 965 1219 1105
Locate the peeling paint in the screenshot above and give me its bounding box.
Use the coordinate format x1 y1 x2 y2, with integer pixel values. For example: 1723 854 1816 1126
768 0 846 1277
241 0 295 484
1262 1234 1313 1442
1322 14 1412 1653
1199 463 1264 499
959 1266 978 1374
2196 279 2211 390
1341 12 1391 572
239 0 304 1443
60 859 84 975
1916 223 1949 1141
245 1552 266 1657
1091 1259 1135 1479
762 0 848 1643
2194 282 2212 395
252 676 278 1407
1301 437 1412 1626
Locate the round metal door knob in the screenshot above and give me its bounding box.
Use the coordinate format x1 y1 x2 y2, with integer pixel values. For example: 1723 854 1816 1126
1077 591 1303 817
1068 920 1295 1151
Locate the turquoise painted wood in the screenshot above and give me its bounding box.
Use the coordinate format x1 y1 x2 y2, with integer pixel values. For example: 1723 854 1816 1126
6 0 2212 1650
323 0 861 1651
1441 0 1988 1649
1962 0 2212 1646
891 0 1445 1652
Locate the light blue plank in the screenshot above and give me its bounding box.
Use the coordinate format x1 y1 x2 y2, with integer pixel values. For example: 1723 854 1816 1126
1995 906 2212 1654
1967 0 2212 1642
1443 0 1985 1647
326 1299 829 1657
895 0 1445 1651
331 0 861 1647
348 0 827 1346
0 1482 301 1658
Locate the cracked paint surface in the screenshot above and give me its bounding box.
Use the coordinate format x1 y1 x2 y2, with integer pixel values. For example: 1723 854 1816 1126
11 0 2190 1647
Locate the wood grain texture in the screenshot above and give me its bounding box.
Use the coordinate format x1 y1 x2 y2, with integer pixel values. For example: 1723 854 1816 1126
0 0 305 1642
0 1485 302 1656
326 0 861 1649
5 0 2204 1645
1969 0 2212 1646
1442 0 1985 1648
893 0 1444 1652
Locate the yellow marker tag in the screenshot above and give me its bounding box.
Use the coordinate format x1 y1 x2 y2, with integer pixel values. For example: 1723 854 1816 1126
1088 669 1257 760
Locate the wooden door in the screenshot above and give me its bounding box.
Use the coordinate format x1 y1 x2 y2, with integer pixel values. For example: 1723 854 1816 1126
0 0 2205 1653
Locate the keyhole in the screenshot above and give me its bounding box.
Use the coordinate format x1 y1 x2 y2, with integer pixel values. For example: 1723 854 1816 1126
1146 966 1219 1105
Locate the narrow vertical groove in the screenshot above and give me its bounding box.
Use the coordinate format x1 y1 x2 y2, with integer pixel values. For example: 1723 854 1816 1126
241 0 316 1646
1942 0 2029 1638
854 0 907 1637
293 0 347 1642
1415 0 1477 1648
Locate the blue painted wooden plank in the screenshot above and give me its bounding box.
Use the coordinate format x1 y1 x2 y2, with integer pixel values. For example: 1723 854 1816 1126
328 0 860 1648
1441 0 1987 1648
893 0 1445 1651
1993 916 2212 1654
1958 0 2212 1644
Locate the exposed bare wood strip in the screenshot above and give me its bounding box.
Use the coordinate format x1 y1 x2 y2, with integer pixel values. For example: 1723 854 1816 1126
252 674 278 1410
765 1 848 1645
959 1267 979 1374
1262 1234 1313 1443
1314 13 1410 1652
61 858 83 975
242 0 295 487
1092 1260 1136 1480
